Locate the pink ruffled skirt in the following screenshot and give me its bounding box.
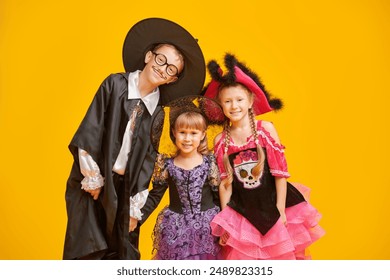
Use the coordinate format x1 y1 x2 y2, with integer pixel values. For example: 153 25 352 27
210 185 325 260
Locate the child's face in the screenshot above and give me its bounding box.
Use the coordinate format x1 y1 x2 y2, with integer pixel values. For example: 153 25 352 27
218 85 253 123
143 45 184 86
173 126 205 156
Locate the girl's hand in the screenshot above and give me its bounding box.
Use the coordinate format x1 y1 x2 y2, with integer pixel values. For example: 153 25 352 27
279 209 287 226
129 217 138 232
219 232 230 246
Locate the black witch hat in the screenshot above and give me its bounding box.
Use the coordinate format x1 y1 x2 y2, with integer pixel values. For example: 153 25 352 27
123 18 206 105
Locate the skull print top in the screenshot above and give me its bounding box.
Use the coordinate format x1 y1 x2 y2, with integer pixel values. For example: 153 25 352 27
214 120 305 235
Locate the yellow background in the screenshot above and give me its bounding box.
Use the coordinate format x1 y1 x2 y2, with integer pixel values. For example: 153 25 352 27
1 0 389 260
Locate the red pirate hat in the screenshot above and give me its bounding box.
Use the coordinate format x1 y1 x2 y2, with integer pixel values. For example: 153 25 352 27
203 53 283 117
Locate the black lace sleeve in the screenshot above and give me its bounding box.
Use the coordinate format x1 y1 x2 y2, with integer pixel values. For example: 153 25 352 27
208 154 221 192
152 153 169 186
140 154 169 224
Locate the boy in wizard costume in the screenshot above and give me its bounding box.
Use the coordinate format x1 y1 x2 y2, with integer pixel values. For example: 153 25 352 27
63 18 206 260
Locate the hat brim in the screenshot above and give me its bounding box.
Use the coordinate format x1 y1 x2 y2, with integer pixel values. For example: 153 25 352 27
123 18 205 105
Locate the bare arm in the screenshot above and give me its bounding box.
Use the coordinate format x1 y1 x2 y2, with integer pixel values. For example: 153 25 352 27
219 178 232 210
262 121 288 225
275 177 287 225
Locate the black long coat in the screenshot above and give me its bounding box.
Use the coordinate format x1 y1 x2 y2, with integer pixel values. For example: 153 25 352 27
63 73 162 259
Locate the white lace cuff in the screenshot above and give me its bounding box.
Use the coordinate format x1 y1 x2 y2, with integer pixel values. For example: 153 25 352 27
78 148 105 190
81 175 105 191
130 189 149 220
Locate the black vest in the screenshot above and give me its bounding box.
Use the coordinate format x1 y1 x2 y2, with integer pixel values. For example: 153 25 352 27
227 147 305 235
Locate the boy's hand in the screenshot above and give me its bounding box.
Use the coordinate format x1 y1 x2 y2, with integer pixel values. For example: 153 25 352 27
84 188 101 200
129 217 138 232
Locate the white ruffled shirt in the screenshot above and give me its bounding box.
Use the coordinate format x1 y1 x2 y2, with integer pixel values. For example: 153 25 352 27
79 70 160 220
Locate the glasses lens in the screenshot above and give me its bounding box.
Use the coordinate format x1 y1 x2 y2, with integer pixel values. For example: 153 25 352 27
166 65 178 76
153 52 179 77
155 53 166 66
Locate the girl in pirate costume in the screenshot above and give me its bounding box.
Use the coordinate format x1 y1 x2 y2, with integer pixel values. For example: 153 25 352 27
203 54 325 260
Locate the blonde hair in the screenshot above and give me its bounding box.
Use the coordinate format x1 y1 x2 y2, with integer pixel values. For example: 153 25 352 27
218 84 265 185
173 111 209 155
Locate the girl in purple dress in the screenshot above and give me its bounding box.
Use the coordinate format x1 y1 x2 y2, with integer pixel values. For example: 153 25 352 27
139 97 223 260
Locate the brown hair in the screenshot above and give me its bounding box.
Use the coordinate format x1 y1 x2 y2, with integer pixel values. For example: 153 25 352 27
173 111 209 155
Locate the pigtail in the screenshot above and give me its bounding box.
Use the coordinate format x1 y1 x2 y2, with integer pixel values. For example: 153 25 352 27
223 121 234 185
249 108 265 178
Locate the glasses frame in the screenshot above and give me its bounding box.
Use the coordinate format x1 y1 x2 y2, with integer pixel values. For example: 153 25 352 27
151 51 180 77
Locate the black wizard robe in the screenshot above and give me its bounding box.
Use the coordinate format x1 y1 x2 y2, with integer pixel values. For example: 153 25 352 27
63 73 162 260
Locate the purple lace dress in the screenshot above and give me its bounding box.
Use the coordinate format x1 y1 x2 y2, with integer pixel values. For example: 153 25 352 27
152 154 221 260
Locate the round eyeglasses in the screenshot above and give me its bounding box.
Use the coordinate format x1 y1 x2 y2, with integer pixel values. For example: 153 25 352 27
152 52 180 77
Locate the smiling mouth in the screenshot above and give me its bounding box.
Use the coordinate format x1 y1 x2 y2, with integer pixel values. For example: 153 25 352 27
152 66 167 80
182 144 192 148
